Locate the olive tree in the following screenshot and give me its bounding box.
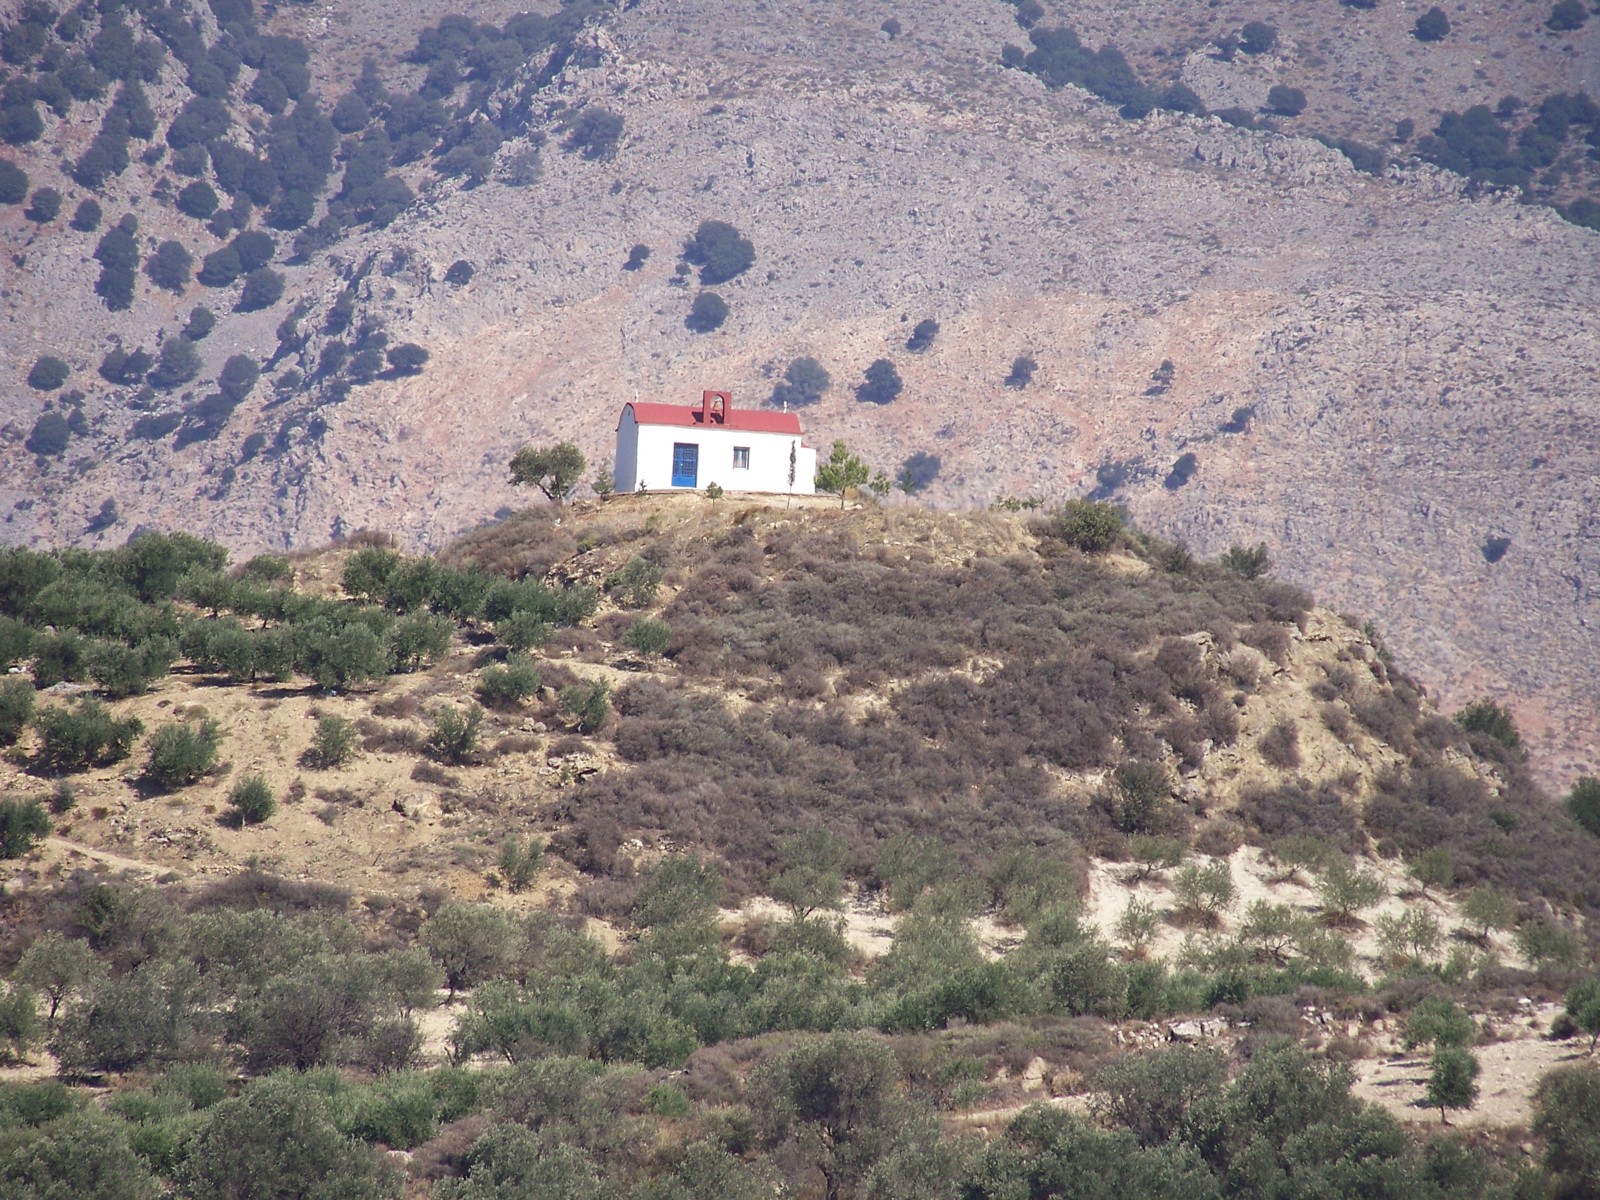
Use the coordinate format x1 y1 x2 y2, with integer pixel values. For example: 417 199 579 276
510 442 586 503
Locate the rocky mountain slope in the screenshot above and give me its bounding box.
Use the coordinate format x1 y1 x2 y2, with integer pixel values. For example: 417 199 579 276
0 0 1595 786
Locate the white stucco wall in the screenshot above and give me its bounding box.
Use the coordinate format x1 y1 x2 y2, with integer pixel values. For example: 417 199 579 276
614 413 817 494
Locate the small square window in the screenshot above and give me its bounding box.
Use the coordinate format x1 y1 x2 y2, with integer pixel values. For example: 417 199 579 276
732 446 750 470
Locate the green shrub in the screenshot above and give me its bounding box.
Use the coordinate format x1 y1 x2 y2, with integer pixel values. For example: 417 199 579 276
27 356 70 391
1547 0 1587 31
1568 777 1600 838
497 835 545 893
25 411 71 456
686 290 729 333
85 637 176 698
0 677 36 745
0 797 51 859
426 704 482 764
1403 996 1475 1050
1534 1065 1600 1195
0 159 28 204
70 198 102 231
1413 6 1450 40
0 984 41 1061
608 557 663 607
562 105 623 159
683 219 755 284
1454 698 1522 753
477 657 540 709
24 187 61 224
1266 85 1305 117
1171 860 1234 925
307 714 357 768
33 699 143 772
559 681 611 733
772 356 830 407
857 357 903 405
343 1072 437 1148
226 774 276 825
1110 760 1170 834
1220 542 1270 578
1239 20 1277 53
235 267 285 312
905 318 939 352
48 782 77 815
623 618 671 657
142 717 222 790
1516 917 1583 968
1052 500 1124 552
497 610 553 652
1316 858 1387 924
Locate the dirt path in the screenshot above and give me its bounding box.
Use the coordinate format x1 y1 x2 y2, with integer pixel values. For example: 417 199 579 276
41 836 190 879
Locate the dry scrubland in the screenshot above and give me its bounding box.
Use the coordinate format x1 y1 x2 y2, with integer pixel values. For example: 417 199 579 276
1 497 1599 1196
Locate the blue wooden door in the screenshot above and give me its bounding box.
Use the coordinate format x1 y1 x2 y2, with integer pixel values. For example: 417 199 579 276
671 443 698 487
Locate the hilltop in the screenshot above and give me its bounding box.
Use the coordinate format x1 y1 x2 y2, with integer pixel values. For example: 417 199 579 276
2 498 1599 1197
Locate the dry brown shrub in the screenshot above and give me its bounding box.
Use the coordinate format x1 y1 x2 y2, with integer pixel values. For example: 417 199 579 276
189 870 351 914
1192 818 1244 857
1320 704 1353 742
1239 622 1291 665
436 507 577 580
408 1115 491 1183
1259 720 1301 769
411 761 454 786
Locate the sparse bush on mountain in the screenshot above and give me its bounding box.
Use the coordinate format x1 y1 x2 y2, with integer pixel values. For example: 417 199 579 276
1221 543 1270 579
1569 777 1600 838
24 411 71 457
906 318 939 352
427 704 483 764
1005 355 1037 388
69 197 101 231
147 338 201 390
145 241 193 293
857 358 903 405
772 357 830 407
1454 698 1522 753
1239 20 1277 54
27 355 69 391
1413 7 1451 40
685 291 729 333
683 220 756 285
477 656 540 709
1546 0 1587 31
563 105 623 160
1266 85 1306 117
23 186 59 222
227 775 276 825
307 714 358 768
236 267 285 312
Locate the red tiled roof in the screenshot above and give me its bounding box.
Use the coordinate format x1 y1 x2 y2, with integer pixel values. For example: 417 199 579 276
622 402 803 435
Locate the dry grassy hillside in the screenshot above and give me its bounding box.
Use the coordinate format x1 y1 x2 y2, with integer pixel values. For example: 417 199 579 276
2 498 1600 1196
